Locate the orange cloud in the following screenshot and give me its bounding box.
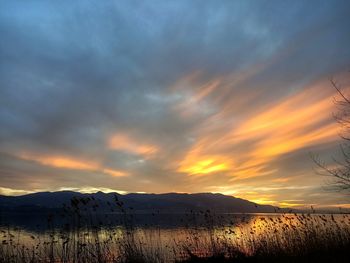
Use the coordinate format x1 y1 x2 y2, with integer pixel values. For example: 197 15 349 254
19 153 97 170
177 136 233 175
102 168 127 177
179 157 230 175
108 133 158 156
176 77 340 182
18 152 127 177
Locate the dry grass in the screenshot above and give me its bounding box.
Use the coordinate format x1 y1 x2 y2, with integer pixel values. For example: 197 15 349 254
1 196 349 262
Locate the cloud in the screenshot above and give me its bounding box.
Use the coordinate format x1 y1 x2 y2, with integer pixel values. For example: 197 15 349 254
0 0 350 207
0 186 34 196
17 152 128 177
175 77 340 180
18 152 99 170
108 133 158 156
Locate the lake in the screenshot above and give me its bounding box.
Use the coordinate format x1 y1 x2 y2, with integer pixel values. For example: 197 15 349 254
1 212 349 262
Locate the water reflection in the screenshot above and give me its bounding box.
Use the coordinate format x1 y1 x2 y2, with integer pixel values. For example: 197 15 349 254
1 213 349 261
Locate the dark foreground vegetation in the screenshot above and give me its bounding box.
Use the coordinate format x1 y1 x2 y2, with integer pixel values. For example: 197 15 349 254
1 196 349 263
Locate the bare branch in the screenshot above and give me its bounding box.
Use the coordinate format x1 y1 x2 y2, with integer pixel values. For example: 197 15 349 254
314 76 350 193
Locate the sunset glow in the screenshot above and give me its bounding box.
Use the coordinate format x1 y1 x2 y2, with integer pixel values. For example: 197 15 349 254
108 133 158 156
179 158 230 175
19 153 98 170
1 0 350 209
18 153 128 177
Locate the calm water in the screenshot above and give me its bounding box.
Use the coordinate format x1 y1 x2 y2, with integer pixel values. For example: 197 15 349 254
1 213 349 261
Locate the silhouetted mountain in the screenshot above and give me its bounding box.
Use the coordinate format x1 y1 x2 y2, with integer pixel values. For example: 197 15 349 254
0 191 284 213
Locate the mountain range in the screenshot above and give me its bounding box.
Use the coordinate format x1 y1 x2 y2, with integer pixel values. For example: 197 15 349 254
0 191 284 213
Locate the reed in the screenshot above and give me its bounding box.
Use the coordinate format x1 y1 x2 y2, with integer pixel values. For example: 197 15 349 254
1 197 349 262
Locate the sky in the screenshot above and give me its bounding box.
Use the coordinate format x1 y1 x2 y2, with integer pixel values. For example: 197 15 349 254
1 0 350 208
